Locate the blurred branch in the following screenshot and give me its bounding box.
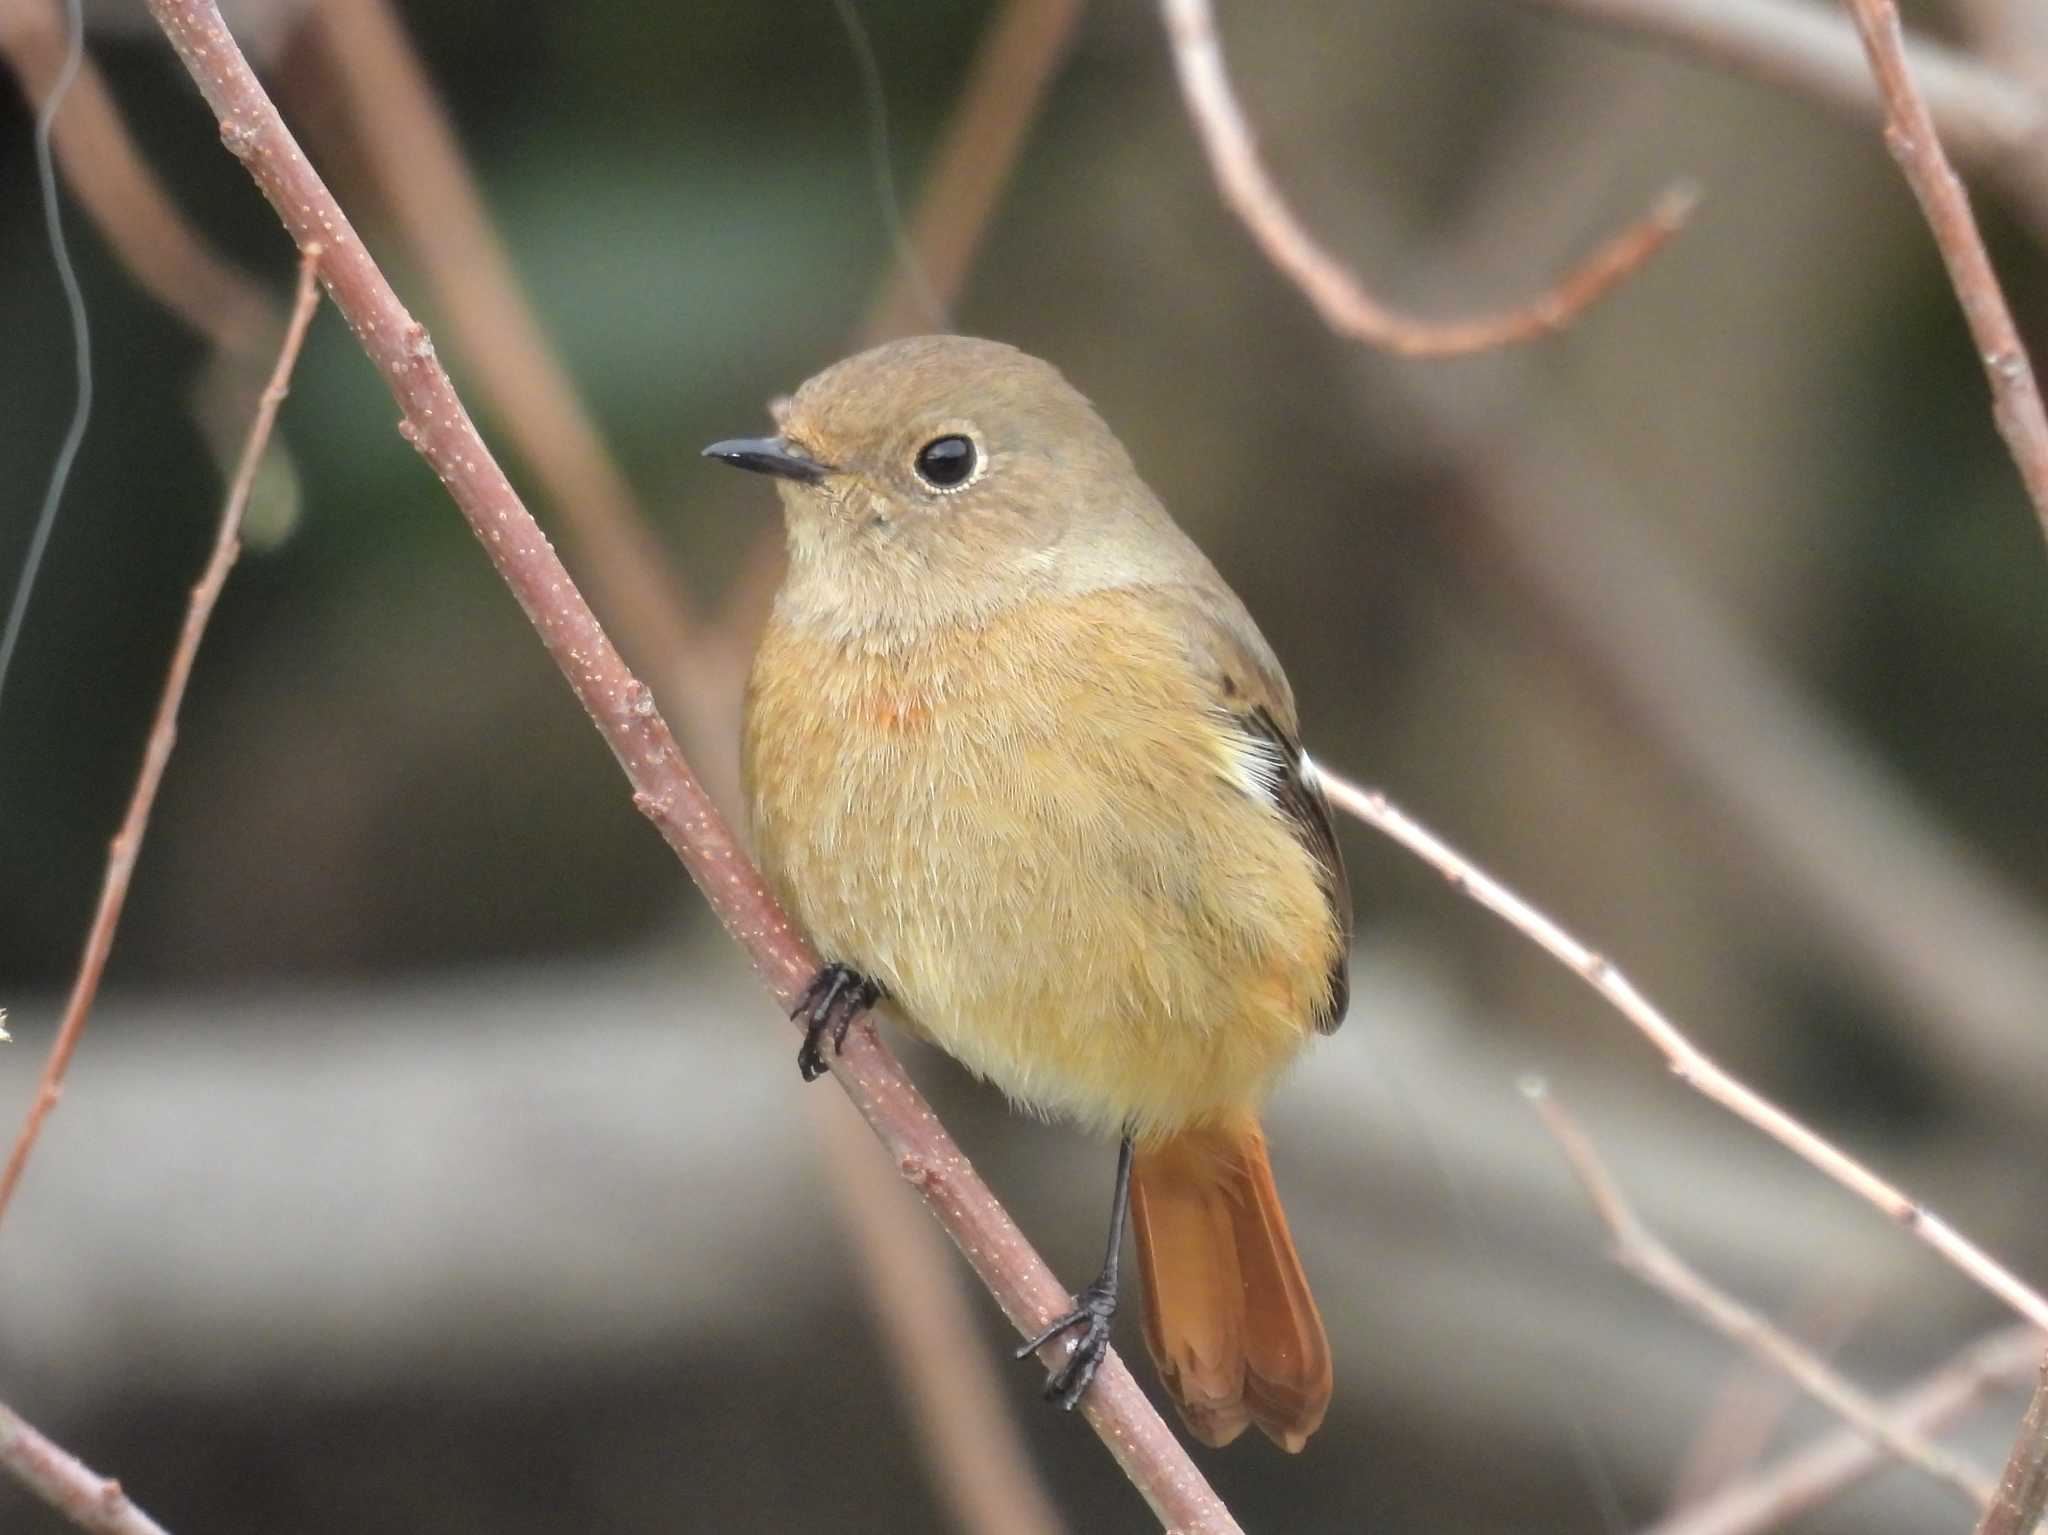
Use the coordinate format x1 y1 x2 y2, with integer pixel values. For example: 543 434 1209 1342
1159 0 1696 357
1977 1356 2048 1535
0 1401 170 1535
814 1096 1069 1535
299 0 741 808
1501 0 2048 249
1314 767 2048 1333
1 0 293 511
0 251 323 1233
1501 0 2040 169
1841 0 2048 550
0 0 272 356
858 0 1082 346
140 5 1237 1530
1665 1278 1872 1506
1433 434 2048 1126
1527 1081 1994 1514
1648 1325 2044 1535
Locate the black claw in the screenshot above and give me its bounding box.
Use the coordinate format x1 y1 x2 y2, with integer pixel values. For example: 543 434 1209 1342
1016 1278 1118 1411
791 962 882 1082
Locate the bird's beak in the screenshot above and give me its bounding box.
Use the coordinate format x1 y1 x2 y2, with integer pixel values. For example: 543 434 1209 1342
701 436 832 485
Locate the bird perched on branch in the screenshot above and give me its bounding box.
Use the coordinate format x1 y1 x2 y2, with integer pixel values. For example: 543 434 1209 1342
706 335 1348 1451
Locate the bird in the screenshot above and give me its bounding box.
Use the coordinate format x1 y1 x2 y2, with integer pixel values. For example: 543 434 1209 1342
704 334 1349 1451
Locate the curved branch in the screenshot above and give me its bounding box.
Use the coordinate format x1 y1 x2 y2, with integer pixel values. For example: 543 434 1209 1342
138 4 1237 1529
1160 0 1696 358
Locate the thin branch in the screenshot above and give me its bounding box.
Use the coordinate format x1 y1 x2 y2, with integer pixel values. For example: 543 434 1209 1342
1159 0 1695 358
139 6 1236 1528
1313 767 2048 1335
0 250 323 1233
0 1400 171 1535
1527 1080 1995 1513
1977 1356 2048 1535
1647 1325 2044 1535
1502 0 2042 171
1840 0 2048 550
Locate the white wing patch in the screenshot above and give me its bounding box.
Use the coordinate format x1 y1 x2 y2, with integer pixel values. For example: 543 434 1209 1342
1229 725 1291 807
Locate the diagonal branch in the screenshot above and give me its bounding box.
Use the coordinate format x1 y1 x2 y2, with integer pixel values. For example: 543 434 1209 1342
858 0 1083 347
300 0 737 807
1646 1324 2043 1535
1160 0 1696 357
137 4 1236 1529
1313 767 2048 1335
0 1400 171 1535
0 250 324 1233
1976 1355 2048 1535
1840 0 2048 551
1527 1081 1995 1515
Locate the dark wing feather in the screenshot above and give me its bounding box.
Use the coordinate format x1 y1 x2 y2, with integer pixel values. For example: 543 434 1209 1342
1142 581 1353 1033
1238 704 1351 1033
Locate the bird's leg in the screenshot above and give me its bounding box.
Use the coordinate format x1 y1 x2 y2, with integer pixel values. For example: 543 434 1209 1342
790 962 883 1082
1015 1133 1135 1410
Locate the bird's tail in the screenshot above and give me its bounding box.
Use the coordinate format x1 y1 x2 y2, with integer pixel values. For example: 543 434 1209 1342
1130 1112 1332 1451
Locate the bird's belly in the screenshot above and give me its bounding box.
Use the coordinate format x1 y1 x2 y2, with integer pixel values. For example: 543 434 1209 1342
743 612 1328 1140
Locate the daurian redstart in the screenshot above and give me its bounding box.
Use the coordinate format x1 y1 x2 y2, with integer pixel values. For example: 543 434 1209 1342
706 335 1348 1451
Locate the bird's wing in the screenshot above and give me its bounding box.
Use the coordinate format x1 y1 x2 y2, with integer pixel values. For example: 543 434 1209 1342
1156 584 1352 1034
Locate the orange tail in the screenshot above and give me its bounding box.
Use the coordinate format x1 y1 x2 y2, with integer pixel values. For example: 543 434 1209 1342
1130 1114 1332 1451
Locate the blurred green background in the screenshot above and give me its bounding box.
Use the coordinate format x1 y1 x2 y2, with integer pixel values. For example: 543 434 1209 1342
4 1 2048 1532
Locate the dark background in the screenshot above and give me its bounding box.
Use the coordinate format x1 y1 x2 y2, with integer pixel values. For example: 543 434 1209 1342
3 1 2046 1531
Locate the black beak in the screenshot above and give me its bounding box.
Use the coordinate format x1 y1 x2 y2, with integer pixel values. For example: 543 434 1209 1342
701 436 831 485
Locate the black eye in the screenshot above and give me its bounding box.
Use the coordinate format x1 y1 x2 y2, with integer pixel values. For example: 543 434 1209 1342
914 435 977 489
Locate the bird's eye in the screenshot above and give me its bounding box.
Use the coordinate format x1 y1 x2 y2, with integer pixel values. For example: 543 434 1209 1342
913 434 977 490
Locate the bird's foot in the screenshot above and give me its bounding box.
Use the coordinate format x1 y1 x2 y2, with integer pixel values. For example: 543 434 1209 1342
1015 1274 1118 1410
792 962 882 1082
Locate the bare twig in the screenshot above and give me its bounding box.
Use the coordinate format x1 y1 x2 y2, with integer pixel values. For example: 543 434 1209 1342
1649 1325 2043 1535
1977 1356 2048 1535
1526 1081 1995 1514
1840 0 2048 549
1313 766 2048 1335
140 5 1235 1528
1159 0 1695 357
0 1400 171 1535
0 251 323 1233
1502 0 2041 171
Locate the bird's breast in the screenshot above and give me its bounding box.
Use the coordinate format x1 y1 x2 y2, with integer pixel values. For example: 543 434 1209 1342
741 592 1336 1137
